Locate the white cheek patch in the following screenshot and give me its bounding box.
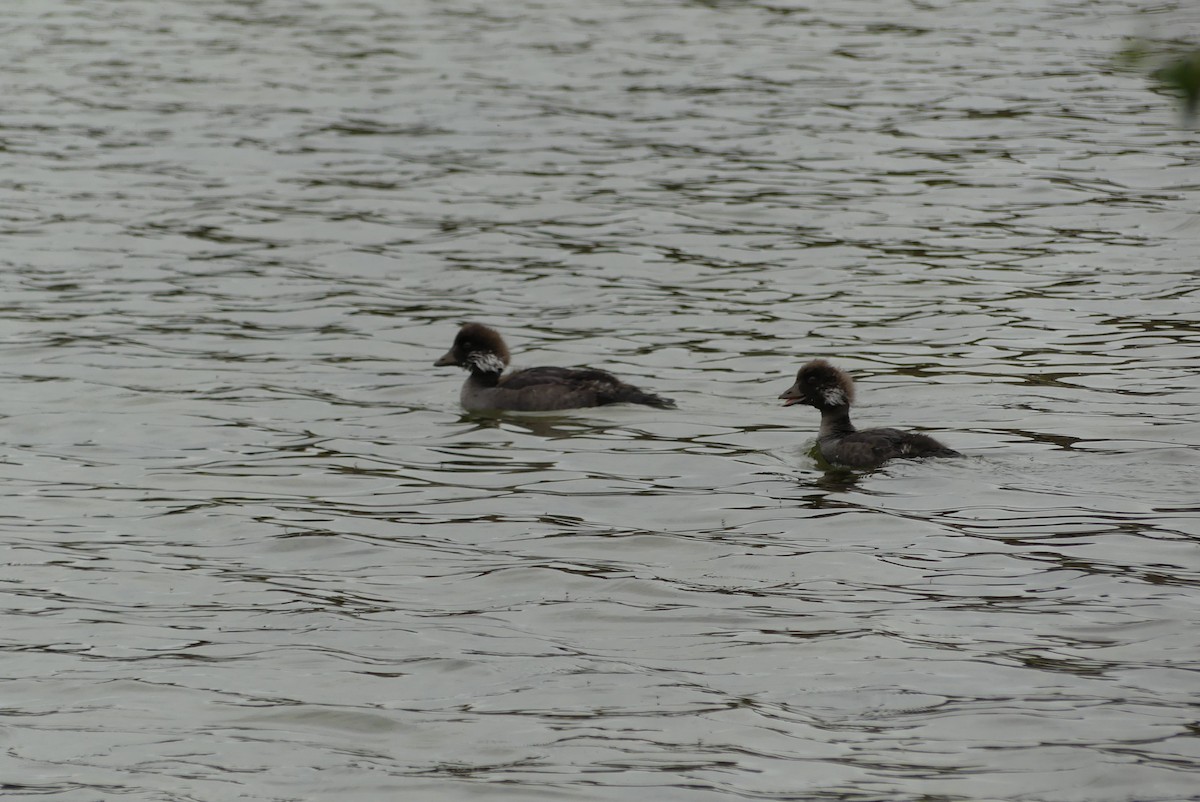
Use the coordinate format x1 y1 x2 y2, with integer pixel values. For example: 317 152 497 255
821 385 846 407
468 351 506 374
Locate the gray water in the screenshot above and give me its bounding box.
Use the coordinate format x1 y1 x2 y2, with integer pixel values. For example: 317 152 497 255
2 1 1199 800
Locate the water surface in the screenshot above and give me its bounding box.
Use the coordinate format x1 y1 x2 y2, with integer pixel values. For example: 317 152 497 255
2 1 1199 800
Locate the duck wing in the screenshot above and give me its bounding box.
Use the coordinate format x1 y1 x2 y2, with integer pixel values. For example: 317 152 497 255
828 427 959 468
498 367 675 410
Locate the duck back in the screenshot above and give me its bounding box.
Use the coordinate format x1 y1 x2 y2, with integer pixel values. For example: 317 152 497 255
820 426 961 469
462 366 675 412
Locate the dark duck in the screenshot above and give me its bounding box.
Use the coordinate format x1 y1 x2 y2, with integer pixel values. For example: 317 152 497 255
435 323 676 412
779 358 960 469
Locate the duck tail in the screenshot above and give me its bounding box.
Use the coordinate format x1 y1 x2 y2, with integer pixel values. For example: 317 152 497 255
627 390 677 409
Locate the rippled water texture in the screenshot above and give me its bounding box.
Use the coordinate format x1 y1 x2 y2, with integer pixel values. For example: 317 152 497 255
2 0 1199 800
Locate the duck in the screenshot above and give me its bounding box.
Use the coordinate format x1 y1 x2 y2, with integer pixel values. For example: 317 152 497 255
434 323 677 412
779 358 960 469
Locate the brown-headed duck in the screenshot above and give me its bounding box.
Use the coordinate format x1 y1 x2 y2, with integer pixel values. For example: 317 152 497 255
779 358 960 468
435 323 676 412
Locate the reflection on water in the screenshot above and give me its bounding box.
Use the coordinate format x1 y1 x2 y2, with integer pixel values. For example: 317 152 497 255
2 0 1199 800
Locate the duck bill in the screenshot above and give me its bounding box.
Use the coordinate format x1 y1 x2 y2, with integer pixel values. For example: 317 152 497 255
434 350 457 367
779 383 802 406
